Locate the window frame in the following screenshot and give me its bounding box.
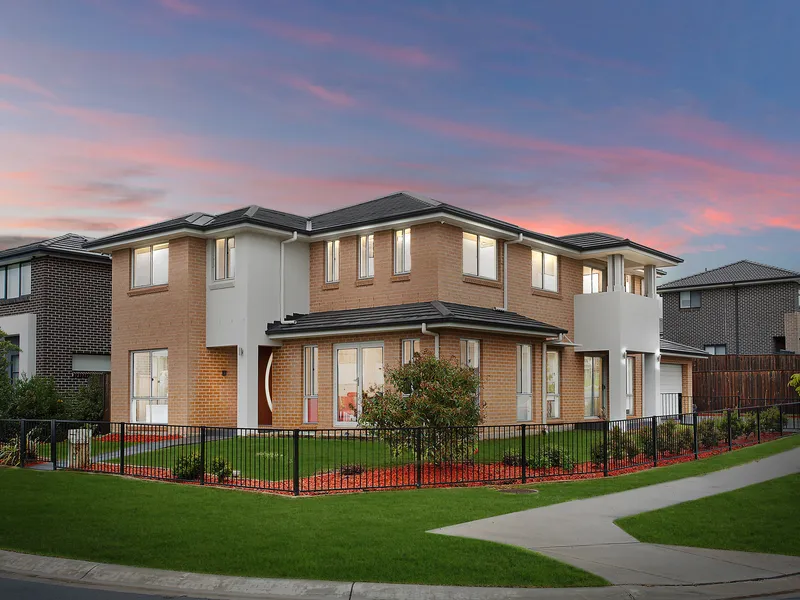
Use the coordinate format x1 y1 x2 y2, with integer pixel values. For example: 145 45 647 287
359 234 375 279
130 349 169 424
393 228 411 275
401 338 421 365
5 335 20 382
704 344 726 355
532 249 558 292
0 261 32 300
325 240 340 283
303 345 319 424
625 274 632 293
214 237 236 281
680 290 701 309
582 265 604 294
626 356 635 415
516 343 532 421
462 232 498 280
131 243 169 289
546 350 560 419
333 341 384 427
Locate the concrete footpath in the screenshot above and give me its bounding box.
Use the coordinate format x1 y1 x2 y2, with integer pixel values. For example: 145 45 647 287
1 551 799 600
433 447 800 586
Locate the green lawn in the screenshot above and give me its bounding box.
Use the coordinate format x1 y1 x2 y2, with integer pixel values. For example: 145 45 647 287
114 428 603 481
0 435 797 588
617 473 800 556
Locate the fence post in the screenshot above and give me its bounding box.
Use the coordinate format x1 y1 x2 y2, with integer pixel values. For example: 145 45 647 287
415 428 422 488
756 407 761 444
652 416 658 467
521 424 527 483
199 426 206 485
119 422 125 475
50 420 57 470
19 419 25 468
693 411 698 460
292 429 300 496
727 409 733 451
778 405 784 437
603 420 609 477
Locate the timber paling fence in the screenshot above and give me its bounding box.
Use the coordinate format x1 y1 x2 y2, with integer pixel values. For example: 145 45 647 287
1 401 798 496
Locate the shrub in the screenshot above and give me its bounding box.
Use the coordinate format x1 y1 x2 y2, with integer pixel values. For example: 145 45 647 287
789 373 800 398
209 457 233 483
4 376 65 421
339 464 365 476
540 446 576 471
760 406 786 433
591 427 640 468
0 437 20 466
358 351 481 464
173 452 203 480
502 450 525 467
66 375 106 422
698 418 721 448
657 420 693 455
739 411 757 439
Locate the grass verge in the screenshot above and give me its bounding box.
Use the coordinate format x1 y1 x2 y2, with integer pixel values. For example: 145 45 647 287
0 434 796 588
617 473 800 556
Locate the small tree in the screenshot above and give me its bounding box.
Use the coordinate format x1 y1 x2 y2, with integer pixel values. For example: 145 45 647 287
0 328 19 418
358 351 482 464
790 374 800 398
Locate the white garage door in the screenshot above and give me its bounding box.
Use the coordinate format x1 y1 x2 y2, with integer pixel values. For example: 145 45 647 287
660 364 683 414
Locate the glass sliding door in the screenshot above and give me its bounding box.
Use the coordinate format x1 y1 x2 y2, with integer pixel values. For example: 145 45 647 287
335 343 384 426
131 349 168 423
584 356 604 418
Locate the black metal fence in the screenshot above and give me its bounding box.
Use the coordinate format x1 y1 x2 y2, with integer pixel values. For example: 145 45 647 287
1 401 798 496
661 393 789 413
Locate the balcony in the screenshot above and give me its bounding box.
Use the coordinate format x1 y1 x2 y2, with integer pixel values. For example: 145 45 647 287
574 290 661 353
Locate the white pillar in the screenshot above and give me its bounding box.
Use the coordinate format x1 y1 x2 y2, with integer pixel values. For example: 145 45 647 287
643 352 661 416
644 265 657 298
237 343 260 428
608 347 628 421
607 254 625 292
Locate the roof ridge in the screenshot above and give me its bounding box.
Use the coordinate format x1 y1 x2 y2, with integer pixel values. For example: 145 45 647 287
431 300 451 317
736 258 800 275
40 232 77 247
661 259 800 288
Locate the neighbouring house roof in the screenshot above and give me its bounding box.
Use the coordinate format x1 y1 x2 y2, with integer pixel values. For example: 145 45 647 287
658 260 800 291
82 191 682 263
266 301 567 338
660 338 710 358
0 233 108 264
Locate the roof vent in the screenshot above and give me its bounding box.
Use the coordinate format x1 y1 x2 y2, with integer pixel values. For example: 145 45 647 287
306 220 313 231
194 215 214 226
244 205 259 218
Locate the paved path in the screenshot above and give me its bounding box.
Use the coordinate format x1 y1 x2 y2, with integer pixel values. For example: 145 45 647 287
432 447 800 585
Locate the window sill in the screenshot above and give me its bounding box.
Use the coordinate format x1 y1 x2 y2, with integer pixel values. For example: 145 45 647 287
355 278 374 287
0 294 31 305
209 280 235 291
128 285 169 297
463 275 502 289
531 288 561 300
321 282 340 291
390 274 411 283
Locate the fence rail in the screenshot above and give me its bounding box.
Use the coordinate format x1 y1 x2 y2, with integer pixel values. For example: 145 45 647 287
1 401 798 496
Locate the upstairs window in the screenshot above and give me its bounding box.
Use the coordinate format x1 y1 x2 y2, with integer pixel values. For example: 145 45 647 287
704 344 726 355
462 233 497 280
582 266 604 294
325 240 340 283
214 237 235 280
680 291 701 309
532 250 558 292
359 234 374 279
132 243 169 288
0 262 32 299
394 228 411 274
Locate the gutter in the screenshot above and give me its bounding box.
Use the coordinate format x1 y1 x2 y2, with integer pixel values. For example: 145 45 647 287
421 323 439 358
501 233 524 311
280 232 299 324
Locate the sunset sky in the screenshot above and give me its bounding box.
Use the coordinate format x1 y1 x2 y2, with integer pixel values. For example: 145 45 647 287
1 0 798 280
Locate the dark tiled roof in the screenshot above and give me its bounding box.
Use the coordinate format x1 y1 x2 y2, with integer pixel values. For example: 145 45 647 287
559 231 682 263
310 192 440 230
0 233 107 262
658 260 800 291
660 338 709 358
267 301 566 337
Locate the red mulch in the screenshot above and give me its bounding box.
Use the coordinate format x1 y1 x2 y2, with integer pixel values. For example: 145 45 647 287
77 432 786 496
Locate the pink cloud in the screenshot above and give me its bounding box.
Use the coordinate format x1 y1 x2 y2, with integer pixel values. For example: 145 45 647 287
0 100 20 112
0 73 56 99
157 0 205 17
42 103 157 130
284 77 356 108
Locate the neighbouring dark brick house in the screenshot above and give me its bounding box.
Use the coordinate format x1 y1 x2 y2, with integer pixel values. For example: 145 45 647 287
659 260 800 355
0 234 111 397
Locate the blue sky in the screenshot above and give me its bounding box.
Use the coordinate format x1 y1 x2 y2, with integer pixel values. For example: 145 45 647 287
1 0 798 280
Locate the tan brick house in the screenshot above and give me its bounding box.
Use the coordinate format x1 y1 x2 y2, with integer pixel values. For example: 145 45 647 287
84 192 705 429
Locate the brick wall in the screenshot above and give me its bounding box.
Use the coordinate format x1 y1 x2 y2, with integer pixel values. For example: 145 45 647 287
0 255 111 395
661 281 800 355
110 237 236 426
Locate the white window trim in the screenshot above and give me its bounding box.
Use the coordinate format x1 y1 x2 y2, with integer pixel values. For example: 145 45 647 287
214 237 235 281
401 338 420 365
325 240 340 283
130 349 168 424
462 233 498 280
394 228 411 275
531 250 558 292
546 350 560 419
459 338 481 408
626 356 634 415
303 345 318 424
333 341 384 427
516 343 532 422
131 243 169 289
359 234 374 279
0 262 32 300
582 266 604 294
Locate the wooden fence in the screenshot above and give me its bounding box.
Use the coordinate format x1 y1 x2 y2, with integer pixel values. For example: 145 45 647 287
692 354 800 401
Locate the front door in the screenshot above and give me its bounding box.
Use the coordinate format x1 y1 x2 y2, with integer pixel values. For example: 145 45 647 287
258 347 273 426
335 343 384 426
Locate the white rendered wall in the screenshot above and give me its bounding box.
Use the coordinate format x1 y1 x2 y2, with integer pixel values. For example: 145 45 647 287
0 313 36 378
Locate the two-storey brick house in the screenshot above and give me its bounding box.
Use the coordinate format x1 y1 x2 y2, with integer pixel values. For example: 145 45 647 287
659 260 800 355
85 192 702 428
0 234 112 395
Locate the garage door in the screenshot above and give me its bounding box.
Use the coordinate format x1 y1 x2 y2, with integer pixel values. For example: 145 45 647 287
660 364 683 414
